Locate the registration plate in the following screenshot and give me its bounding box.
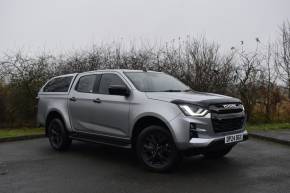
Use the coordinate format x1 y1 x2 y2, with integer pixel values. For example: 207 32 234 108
225 133 243 144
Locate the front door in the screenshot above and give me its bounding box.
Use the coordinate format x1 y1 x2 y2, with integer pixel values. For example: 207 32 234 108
90 73 130 137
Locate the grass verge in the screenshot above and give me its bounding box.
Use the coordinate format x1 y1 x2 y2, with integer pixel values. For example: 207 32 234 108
246 122 290 131
0 128 44 139
0 123 289 139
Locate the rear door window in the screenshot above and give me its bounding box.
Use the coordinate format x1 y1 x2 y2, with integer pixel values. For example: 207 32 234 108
43 76 73 92
75 74 101 93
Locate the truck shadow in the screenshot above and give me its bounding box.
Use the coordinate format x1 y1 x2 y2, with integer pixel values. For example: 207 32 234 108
65 141 242 175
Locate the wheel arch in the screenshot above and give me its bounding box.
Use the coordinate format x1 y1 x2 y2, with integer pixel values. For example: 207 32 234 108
131 114 176 148
45 110 67 136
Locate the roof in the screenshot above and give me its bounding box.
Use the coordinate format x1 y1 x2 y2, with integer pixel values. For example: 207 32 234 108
84 69 160 73
54 69 161 78
53 73 78 78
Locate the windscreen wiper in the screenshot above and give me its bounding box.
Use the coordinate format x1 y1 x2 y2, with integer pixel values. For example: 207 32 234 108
161 90 182 92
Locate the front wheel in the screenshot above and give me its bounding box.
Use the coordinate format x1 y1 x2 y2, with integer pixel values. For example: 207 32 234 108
136 125 181 172
47 118 71 151
203 146 232 159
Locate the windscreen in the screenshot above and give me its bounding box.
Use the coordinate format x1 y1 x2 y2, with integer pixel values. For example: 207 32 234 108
125 72 190 92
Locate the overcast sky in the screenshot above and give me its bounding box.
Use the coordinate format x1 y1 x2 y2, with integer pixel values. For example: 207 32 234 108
0 0 290 55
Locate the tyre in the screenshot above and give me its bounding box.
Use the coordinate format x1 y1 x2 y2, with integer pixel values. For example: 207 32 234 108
136 125 181 172
47 118 71 151
203 146 232 159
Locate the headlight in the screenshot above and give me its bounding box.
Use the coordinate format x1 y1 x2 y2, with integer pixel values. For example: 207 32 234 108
241 104 245 111
178 104 209 117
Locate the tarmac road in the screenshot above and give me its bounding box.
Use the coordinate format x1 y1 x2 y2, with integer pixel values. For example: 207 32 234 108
0 138 290 193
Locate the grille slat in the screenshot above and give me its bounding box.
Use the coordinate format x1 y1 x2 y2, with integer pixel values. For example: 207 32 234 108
212 117 245 133
212 108 243 114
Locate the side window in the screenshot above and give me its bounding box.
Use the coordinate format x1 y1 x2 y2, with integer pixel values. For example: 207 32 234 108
99 74 126 94
75 74 101 93
43 76 73 92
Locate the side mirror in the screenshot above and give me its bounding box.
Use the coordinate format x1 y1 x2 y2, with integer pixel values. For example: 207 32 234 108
108 85 130 97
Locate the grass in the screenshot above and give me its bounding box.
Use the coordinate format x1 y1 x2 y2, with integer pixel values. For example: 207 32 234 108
246 122 290 131
0 123 289 139
0 128 44 139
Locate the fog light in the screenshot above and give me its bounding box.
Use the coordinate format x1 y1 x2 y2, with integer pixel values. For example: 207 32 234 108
190 123 198 138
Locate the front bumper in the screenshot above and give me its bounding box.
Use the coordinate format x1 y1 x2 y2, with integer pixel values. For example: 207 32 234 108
181 130 248 156
176 130 248 151
189 130 248 147
169 112 248 151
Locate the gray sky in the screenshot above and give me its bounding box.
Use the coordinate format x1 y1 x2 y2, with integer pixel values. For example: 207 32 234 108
0 0 290 55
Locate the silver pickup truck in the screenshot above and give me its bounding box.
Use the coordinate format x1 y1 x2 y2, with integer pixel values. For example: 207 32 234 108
37 69 248 172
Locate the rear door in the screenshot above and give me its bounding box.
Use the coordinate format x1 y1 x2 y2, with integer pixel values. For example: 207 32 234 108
68 72 102 133
68 72 131 138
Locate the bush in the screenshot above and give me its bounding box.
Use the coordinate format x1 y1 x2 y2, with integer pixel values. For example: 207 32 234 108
0 34 289 128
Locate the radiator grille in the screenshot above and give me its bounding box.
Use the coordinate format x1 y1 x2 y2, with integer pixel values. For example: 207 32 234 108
212 117 245 133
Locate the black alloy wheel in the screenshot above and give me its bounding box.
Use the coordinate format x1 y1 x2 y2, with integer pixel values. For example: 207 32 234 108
136 125 181 172
48 118 71 151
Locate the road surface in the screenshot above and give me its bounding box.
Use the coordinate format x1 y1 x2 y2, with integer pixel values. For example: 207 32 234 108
0 138 290 193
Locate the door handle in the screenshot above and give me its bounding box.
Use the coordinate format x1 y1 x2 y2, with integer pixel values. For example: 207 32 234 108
69 97 77 102
93 98 101 103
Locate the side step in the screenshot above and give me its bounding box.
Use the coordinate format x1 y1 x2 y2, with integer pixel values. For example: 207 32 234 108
70 132 131 148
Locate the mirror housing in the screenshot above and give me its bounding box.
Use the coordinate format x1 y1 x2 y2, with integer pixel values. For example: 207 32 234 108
108 85 130 96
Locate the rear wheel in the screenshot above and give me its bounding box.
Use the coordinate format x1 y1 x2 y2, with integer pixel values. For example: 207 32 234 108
47 118 71 151
203 146 232 159
136 125 181 172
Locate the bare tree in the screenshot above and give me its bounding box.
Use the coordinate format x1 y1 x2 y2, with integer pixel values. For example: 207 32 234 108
274 21 290 98
180 37 235 93
259 43 281 122
234 41 263 121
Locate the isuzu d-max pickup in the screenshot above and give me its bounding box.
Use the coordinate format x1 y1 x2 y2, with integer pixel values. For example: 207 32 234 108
37 69 248 172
